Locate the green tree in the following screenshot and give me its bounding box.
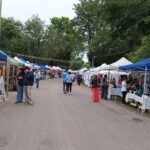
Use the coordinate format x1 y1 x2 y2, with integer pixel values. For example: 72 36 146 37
74 0 102 65
24 15 46 56
0 17 24 53
69 57 84 70
127 35 150 62
103 0 150 61
74 0 150 66
47 17 82 66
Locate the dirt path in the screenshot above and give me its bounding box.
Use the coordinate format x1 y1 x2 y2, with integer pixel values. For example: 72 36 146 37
0 79 150 150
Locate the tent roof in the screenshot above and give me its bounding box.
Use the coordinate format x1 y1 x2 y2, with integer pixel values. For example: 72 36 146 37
39 64 49 70
14 57 32 67
0 50 7 62
8 56 24 66
100 63 107 68
119 57 150 71
99 64 118 70
111 57 132 67
32 63 40 69
99 70 129 75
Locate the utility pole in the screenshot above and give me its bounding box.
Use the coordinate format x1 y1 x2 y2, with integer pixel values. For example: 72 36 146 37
0 0 2 47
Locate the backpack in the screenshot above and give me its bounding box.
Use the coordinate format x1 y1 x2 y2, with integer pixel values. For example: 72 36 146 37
67 74 72 83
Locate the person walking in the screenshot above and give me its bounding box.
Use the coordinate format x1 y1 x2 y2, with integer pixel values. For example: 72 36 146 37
121 77 127 104
77 74 82 86
101 75 108 100
66 71 73 95
15 68 24 104
90 75 100 102
24 67 34 105
35 70 41 88
62 70 68 94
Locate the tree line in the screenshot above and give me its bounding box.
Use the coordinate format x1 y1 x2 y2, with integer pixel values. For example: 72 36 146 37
0 0 150 69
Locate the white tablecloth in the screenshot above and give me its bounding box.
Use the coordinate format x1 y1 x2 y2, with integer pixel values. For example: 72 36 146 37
125 93 141 103
142 95 150 110
108 87 122 99
125 93 150 111
0 76 6 102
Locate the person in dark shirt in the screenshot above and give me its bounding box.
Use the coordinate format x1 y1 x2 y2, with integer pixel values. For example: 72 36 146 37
101 74 108 100
24 67 34 105
77 74 82 86
15 68 24 104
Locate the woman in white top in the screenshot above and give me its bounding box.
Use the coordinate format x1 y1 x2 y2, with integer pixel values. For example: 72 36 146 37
121 77 127 104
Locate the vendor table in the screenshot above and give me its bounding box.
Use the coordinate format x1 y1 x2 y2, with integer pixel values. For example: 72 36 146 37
125 93 141 103
108 87 122 99
0 76 6 102
125 93 150 111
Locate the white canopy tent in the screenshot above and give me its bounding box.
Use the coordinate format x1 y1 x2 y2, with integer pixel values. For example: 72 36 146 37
82 58 131 87
99 64 118 70
45 65 50 69
99 70 129 76
52 66 62 70
110 57 132 67
56 66 62 70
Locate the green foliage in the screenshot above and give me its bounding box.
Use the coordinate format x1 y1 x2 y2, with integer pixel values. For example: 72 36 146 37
24 15 46 56
46 17 82 66
127 36 150 62
83 62 90 69
103 0 150 61
1 17 23 52
69 57 84 70
74 0 103 65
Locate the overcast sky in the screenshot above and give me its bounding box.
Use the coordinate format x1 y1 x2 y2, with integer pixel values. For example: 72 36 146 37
2 0 79 24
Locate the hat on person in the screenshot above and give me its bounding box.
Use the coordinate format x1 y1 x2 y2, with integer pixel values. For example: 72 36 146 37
68 69 72 73
24 66 30 70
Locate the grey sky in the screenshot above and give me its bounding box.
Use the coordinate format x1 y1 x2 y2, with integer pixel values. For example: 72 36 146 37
2 0 79 24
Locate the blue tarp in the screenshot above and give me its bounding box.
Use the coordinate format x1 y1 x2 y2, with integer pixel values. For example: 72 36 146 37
39 64 49 70
119 57 150 71
33 63 40 68
19 58 31 65
0 50 7 62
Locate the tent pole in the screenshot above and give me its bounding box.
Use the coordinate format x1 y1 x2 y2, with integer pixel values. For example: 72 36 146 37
143 66 147 92
142 66 147 113
6 60 10 97
115 70 120 102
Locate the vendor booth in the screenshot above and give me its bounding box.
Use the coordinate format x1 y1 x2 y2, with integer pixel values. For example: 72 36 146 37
7 57 24 91
120 57 150 112
0 50 7 102
82 57 132 100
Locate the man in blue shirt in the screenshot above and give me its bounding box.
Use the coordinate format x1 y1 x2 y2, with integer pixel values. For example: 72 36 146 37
62 70 68 94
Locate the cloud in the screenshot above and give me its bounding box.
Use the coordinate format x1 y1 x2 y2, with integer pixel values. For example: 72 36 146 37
2 0 79 24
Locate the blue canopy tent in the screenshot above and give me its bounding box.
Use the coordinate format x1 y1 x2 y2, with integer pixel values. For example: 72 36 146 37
119 57 150 91
33 63 40 69
119 57 150 112
119 57 150 71
39 64 49 70
0 50 7 62
19 58 32 66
